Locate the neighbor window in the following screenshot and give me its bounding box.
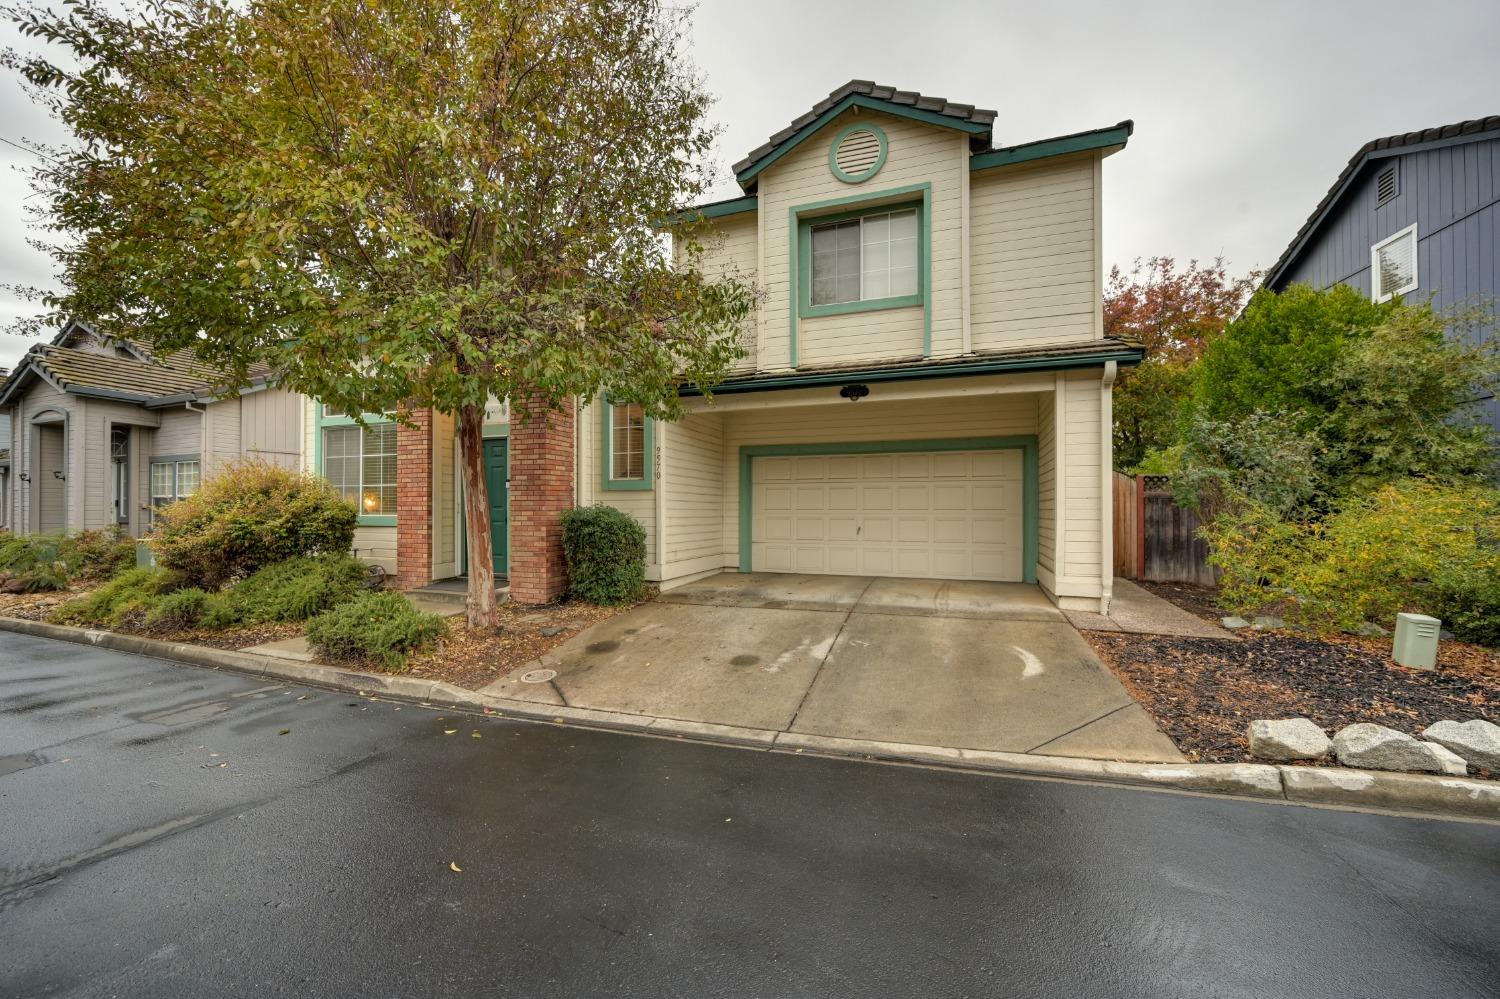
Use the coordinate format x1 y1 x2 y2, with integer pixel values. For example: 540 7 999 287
150 459 199 514
809 207 918 307
322 421 397 516
1372 224 1418 302
601 402 652 490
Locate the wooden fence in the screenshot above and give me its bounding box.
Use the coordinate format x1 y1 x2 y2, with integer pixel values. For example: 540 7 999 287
1112 473 1217 586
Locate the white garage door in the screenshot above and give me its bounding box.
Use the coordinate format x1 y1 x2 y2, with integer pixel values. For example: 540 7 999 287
750 449 1024 581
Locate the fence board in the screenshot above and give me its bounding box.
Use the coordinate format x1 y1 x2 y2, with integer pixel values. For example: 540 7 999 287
1142 481 1217 586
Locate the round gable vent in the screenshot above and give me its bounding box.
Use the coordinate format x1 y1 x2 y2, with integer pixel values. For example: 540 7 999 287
829 123 887 184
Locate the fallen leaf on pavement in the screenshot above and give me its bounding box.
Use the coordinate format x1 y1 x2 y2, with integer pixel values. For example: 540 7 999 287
443 729 457 735
471 731 481 739
278 729 290 736
449 861 462 872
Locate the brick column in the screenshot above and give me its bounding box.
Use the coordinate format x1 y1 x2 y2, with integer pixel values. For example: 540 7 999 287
394 408 434 590
509 396 575 604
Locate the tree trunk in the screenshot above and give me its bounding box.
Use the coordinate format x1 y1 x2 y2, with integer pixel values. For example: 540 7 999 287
456 404 498 630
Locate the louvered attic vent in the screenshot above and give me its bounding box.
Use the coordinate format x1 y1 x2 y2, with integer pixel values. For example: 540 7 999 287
1376 163 1398 206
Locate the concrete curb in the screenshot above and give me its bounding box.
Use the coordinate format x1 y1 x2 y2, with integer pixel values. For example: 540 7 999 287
4 616 1496 822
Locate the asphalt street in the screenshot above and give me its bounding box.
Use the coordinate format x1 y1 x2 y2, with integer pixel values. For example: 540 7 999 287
2 633 1498 998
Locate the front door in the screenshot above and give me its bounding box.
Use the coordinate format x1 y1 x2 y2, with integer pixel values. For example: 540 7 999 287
483 438 509 574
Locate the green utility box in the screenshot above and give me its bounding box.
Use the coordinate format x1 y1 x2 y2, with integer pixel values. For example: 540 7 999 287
1392 612 1441 671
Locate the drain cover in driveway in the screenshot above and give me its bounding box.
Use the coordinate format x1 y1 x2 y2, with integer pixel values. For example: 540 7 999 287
520 669 557 684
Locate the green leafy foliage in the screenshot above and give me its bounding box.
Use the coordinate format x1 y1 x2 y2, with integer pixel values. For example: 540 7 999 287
51 567 175 629
305 591 447 671
0 529 134 591
561 505 647 605
219 554 369 625
1112 359 1195 472
150 461 356 590
1172 411 1324 520
141 587 214 632
1205 481 1500 642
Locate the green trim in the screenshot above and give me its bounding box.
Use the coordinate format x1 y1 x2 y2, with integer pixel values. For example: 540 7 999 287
661 195 758 226
797 199 924 320
314 402 398 525
736 436 1039 584
969 122 1133 173
678 347 1143 397
737 94 991 188
786 182 933 368
600 401 654 491
828 122 888 184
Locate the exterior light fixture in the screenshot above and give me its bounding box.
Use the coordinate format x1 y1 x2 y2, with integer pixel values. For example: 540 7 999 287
839 383 870 402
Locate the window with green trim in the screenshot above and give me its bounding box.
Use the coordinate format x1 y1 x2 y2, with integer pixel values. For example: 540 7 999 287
323 422 397 516
601 402 652 490
800 203 922 318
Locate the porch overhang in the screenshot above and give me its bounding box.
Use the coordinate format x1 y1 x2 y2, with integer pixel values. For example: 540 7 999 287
677 340 1143 399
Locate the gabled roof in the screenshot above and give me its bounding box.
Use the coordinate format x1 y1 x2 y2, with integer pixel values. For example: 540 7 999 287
0 322 272 408
733 80 998 192
1264 114 1500 289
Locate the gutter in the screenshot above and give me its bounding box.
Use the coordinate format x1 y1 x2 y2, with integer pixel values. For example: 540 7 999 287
676 348 1145 398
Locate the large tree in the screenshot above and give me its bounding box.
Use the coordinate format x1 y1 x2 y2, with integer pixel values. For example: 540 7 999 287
1103 256 1257 470
4 0 753 627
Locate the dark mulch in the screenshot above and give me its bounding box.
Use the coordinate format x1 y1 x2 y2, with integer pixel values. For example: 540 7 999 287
1087 580 1499 766
404 598 631 690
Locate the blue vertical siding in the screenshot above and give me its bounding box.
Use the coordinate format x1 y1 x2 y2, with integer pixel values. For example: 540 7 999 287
1273 136 1500 431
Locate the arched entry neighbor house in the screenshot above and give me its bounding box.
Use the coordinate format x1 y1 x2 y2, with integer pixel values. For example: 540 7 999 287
382 82 1142 614
0 319 304 537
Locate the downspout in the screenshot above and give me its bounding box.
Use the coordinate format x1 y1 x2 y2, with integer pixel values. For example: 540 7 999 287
1099 361 1117 615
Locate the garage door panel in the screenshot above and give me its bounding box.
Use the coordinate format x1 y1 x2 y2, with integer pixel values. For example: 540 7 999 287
751 449 1024 582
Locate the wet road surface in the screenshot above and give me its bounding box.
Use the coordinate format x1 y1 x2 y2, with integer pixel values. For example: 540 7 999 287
2 634 1498 998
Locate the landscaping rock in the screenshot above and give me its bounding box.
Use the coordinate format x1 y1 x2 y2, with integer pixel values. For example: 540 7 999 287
540 626 565 638
1247 718 1331 762
1350 622 1389 638
1332 723 1467 775
1220 616 1250 630
1251 615 1284 630
1422 720 1500 772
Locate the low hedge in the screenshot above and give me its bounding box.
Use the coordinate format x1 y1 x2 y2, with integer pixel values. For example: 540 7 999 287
52 567 176 630
560 505 646 605
305 591 447 671
151 460 357 590
0 529 134 592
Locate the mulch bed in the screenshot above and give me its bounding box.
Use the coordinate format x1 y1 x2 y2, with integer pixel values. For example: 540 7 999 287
403 598 632 691
1086 581 1498 766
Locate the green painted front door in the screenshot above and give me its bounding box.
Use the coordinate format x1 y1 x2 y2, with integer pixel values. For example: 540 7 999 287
483 438 509 574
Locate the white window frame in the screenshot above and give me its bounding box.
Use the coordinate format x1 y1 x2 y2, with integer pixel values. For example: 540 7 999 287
149 458 200 519
1371 223 1419 303
807 207 920 309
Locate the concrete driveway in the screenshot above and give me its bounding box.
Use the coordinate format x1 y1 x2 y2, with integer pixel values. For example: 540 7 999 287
482 573 1183 763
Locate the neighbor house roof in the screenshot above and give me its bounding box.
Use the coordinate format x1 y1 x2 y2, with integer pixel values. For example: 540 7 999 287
1264 114 1500 289
677 338 1143 396
0 321 273 408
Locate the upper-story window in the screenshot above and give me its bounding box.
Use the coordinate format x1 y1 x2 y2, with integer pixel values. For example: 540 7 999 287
1371 223 1418 302
601 401 652 491
808 208 919 308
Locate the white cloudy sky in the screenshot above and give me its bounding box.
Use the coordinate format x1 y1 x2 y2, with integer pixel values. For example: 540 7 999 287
1 0 1497 368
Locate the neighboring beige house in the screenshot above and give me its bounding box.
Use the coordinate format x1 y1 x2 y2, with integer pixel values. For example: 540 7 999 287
376 81 1142 613
0 320 302 538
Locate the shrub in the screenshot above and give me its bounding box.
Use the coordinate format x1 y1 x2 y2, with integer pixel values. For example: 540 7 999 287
142 587 214 632
1174 411 1323 520
0 529 134 591
223 553 368 625
1206 481 1500 640
51 567 175 629
561 504 646 605
1430 568 1500 648
305 591 447 671
151 460 356 589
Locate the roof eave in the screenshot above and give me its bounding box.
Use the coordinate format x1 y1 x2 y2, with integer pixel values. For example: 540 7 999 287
969 121 1134 174
677 347 1145 398
734 93 994 193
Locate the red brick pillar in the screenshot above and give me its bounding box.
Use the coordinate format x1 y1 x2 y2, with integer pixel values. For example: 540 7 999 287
395 408 433 590
509 396 575 604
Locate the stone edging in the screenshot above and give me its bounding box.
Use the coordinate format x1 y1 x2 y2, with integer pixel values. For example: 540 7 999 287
5 616 1497 822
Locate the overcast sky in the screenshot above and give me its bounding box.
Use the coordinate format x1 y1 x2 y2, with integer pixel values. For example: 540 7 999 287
1 0 1497 368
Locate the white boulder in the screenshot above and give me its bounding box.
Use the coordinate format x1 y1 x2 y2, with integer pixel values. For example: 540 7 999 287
1331 723 1467 775
1422 719 1500 772
1247 718 1331 762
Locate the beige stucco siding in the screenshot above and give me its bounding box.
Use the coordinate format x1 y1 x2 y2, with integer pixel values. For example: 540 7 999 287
757 111 969 369
718 393 1039 568
969 153 1101 350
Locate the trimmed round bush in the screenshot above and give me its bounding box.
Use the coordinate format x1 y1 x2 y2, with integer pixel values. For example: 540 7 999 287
305 591 447 671
561 505 646 605
151 460 357 589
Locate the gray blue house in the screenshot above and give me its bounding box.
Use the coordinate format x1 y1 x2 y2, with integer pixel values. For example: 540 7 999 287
1263 115 1499 430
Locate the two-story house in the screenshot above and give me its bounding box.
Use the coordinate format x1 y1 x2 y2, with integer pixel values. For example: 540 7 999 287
1263 115 1499 431
379 82 1142 613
